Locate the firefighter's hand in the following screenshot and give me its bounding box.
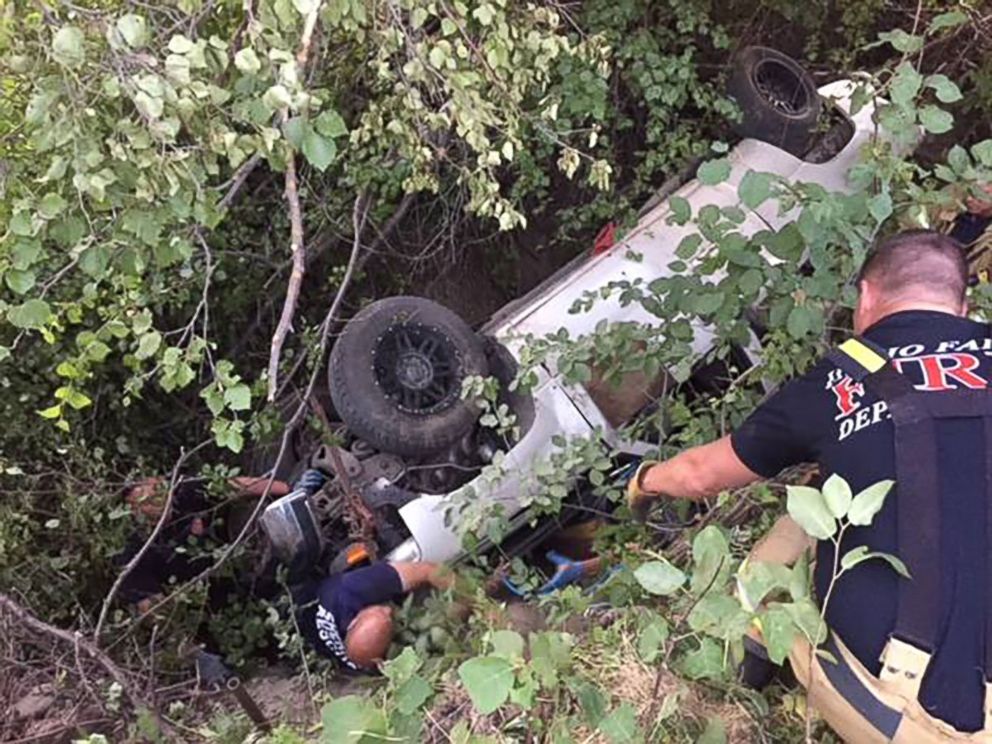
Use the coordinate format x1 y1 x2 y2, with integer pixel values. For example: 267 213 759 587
626 460 661 522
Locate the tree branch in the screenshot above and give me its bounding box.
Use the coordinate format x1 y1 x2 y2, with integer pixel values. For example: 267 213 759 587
266 0 326 402
267 153 306 401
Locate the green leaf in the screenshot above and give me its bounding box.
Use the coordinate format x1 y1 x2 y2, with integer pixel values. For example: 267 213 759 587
472 4 494 26
761 605 798 664
637 614 669 663
39 193 67 219
697 158 731 186
263 84 293 110
395 675 432 715
315 109 348 138
676 234 702 260
134 91 163 119
571 680 607 726
889 63 923 107
849 84 873 116
784 597 827 646
972 140 992 167
668 195 691 225
697 717 727 744
868 192 893 223
38 403 63 419
926 74 963 104
679 637 725 680
687 594 750 639
847 479 894 526
928 10 969 33
692 293 724 315
224 383 252 411
80 245 110 277
877 29 923 53
167 34 194 54
634 559 686 596
919 105 954 134
8 299 52 329
5 269 36 295
64 389 92 410
320 696 387 744
52 26 85 68
738 170 774 209
284 117 306 148
786 485 837 540
598 703 640 744
457 656 514 714
302 129 337 172
821 474 853 519
786 306 812 339
234 47 261 74
738 268 763 295
529 631 572 687
490 629 525 659
292 0 317 13
135 331 162 360
691 525 729 594
840 546 910 578
12 240 41 269
116 14 149 49
737 560 792 610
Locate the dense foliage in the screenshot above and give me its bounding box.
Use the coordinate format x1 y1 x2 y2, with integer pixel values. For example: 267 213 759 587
4 1 992 742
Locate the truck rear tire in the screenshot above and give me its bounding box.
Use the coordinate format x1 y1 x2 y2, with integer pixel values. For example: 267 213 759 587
328 296 489 458
728 46 821 157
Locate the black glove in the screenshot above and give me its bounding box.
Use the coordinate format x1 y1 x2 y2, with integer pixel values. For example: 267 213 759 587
293 468 328 496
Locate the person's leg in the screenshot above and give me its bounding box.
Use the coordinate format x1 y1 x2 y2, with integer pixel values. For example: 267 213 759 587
749 515 815 565
739 516 815 689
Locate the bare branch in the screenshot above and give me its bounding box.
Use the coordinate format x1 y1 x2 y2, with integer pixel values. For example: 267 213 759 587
266 0 327 401
217 153 263 213
267 153 306 402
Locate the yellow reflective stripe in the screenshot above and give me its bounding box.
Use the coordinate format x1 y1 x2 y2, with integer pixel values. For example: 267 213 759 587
838 338 886 373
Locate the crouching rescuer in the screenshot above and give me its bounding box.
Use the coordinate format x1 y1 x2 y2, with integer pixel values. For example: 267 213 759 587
270 467 453 671
628 230 992 741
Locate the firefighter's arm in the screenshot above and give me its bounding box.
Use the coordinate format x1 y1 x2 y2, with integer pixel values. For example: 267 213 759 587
628 435 761 517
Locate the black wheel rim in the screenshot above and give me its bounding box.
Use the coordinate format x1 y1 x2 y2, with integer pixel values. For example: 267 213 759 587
372 323 462 415
752 59 810 117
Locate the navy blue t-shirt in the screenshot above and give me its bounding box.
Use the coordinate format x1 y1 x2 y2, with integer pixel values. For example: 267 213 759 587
297 563 403 669
732 310 991 731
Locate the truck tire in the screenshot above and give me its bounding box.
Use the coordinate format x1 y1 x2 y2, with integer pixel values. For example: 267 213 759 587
328 296 489 458
727 46 821 157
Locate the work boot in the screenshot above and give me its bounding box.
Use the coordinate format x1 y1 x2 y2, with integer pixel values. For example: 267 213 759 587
738 635 777 691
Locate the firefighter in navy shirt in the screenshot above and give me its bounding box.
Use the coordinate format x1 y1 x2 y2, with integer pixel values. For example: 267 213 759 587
296 561 452 670
627 230 992 740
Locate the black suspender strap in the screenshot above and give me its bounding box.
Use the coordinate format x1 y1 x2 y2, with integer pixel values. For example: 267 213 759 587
986 415 992 680
864 365 944 652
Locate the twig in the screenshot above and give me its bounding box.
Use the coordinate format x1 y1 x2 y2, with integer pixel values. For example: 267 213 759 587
92 440 211 641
